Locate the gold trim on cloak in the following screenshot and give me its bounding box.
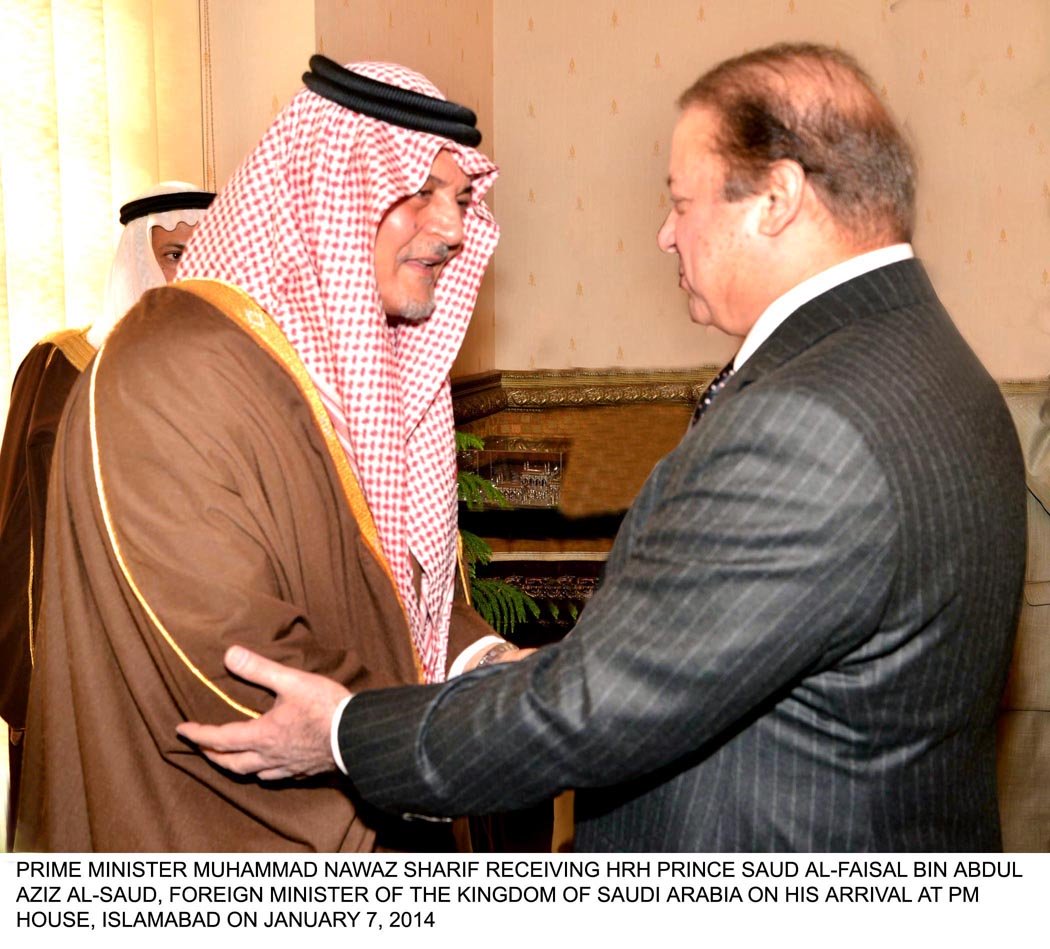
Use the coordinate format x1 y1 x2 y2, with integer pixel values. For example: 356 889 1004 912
88 344 260 718
27 531 35 670
177 278 423 684
456 532 472 608
28 334 99 670
41 327 97 373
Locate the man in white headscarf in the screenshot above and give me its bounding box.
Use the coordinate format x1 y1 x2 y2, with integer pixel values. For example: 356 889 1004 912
91 182 215 346
0 181 212 849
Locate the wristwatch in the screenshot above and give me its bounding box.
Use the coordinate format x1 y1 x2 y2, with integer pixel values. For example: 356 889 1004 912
475 641 516 668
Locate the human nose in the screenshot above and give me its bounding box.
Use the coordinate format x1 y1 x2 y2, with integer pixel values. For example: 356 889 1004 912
426 193 465 249
657 210 677 254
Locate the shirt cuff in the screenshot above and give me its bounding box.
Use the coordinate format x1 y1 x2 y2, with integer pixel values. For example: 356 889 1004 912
330 694 354 775
448 635 506 678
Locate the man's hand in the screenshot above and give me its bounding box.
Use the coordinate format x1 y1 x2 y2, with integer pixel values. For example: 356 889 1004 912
176 645 350 781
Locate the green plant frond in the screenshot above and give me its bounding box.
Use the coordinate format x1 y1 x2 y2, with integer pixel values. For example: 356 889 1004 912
470 577 541 635
457 470 511 510
455 431 486 452
459 529 492 567
480 479 511 508
457 470 492 510
470 582 495 627
456 427 567 635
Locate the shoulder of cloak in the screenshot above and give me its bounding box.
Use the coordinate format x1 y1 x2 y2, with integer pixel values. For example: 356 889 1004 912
38 327 96 372
118 279 398 603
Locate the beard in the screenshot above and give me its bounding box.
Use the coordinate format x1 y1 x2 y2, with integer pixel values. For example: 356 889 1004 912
396 296 438 323
390 241 451 323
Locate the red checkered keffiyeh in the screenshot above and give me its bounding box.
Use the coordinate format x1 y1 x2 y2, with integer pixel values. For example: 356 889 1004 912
179 63 499 682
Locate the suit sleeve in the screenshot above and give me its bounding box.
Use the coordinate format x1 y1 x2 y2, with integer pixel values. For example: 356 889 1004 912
340 386 900 816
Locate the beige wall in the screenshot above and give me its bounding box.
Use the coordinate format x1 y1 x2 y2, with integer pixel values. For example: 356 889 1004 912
151 2 206 187
202 0 316 187
492 0 1050 379
201 1 1050 380
315 0 496 375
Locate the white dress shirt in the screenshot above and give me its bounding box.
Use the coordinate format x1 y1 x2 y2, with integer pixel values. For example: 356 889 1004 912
733 243 914 371
331 635 507 774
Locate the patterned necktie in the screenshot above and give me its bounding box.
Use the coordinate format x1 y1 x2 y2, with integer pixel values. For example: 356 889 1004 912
690 360 736 428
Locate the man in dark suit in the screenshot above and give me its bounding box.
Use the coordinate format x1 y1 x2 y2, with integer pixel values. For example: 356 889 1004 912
179 43 1026 851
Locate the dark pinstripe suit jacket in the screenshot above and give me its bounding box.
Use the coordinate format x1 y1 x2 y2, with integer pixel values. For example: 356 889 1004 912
343 259 1027 851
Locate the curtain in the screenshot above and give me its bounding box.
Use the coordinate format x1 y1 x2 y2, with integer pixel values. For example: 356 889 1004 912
0 0 204 420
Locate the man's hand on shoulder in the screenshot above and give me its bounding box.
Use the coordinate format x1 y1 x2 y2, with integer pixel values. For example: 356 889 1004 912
177 645 349 781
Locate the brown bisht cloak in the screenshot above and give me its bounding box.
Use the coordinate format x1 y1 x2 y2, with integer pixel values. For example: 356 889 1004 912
16 282 482 852
0 329 95 849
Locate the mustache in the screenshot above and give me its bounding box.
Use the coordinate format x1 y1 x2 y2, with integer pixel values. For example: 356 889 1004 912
397 242 453 266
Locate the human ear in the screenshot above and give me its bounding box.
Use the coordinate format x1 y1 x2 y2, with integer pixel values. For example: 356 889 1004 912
757 159 806 236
